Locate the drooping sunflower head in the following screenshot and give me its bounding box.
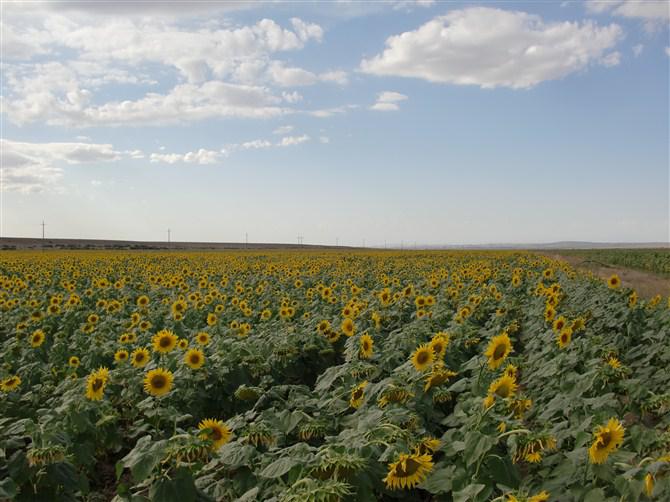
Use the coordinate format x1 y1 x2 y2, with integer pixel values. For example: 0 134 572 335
411 343 434 372
349 381 368 409
359 334 374 359
152 330 178 353
184 348 205 370
423 363 457 392
383 452 434 490
131 348 150 368
488 374 518 399
143 368 174 397
484 332 512 369
589 418 625 464
198 418 231 450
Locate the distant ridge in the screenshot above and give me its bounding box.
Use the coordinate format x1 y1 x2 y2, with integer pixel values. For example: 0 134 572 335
0 237 667 251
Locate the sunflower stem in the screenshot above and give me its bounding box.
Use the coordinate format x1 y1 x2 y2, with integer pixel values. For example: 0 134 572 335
496 429 531 440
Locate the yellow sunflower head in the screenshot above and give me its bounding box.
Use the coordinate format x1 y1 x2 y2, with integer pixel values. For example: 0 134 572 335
68 356 80 368
429 332 450 359
114 349 129 363
557 327 572 349
488 374 517 399
152 329 178 353
1 375 21 392
607 274 621 289
131 348 150 368
484 332 512 370
589 417 625 464
30 329 46 348
341 318 355 337
349 381 368 409
383 452 434 490
359 334 374 359
411 344 434 372
184 348 205 370
198 418 231 450
143 368 174 397
196 331 210 346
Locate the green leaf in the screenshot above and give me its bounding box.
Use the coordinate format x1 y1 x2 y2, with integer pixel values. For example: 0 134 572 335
259 457 303 478
420 464 455 494
453 483 486 502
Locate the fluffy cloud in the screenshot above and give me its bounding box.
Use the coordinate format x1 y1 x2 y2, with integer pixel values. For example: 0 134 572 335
370 91 408 111
1 139 121 192
150 149 224 165
0 15 336 126
273 125 294 135
360 7 623 89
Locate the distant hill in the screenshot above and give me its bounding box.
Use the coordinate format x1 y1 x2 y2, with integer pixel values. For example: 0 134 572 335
0 237 667 251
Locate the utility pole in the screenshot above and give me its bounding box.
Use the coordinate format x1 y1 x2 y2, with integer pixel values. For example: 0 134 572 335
362 239 365 248
384 240 387 249
245 232 248 249
297 235 303 246
41 220 46 240
167 228 171 244
336 237 339 247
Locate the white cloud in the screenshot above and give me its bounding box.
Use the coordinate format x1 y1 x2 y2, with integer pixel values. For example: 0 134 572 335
600 50 621 67
666 46 670 56
1 15 328 126
370 91 408 111
585 1 669 32
240 139 273 149
360 7 623 89
586 1 669 20
149 148 223 165
273 125 294 135
1 139 121 192
277 134 310 146
319 136 330 144
632 44 644 56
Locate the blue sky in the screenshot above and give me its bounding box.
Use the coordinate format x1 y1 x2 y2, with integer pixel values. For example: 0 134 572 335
1 0 668 245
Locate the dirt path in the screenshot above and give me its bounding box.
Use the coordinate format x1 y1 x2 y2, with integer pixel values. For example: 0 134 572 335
544 253 670 299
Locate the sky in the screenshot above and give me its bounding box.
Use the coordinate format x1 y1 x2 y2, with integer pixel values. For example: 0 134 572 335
1 0 669 246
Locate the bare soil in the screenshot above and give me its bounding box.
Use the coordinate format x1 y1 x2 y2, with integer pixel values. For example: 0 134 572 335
546 253 670 299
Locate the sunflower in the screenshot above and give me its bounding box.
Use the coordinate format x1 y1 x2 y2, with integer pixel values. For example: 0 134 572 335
317 320 331 334
410 344 434 372
68 356 80 368
206 313 217 326
341 318 355 337
644 473 654 497
544 306 556 322
607 274 621 289
589 418 625 464
557 327 572 349
30 329 46 348
114 349 129 363
152 329 178 353
383 452 434 490
136 295 150 308
484 332 512 370
528 492 551 502
184 348 205 370
552 316 567 333
429 332 450 359
423 363 457 391
359 334 374 359
488 375 517 399
326 330 341 343
1 375 21 392
349 381 368 409
85 369 108 401
198 418 232 450
131 348 150 368
196 331 210 346
143 368 174 397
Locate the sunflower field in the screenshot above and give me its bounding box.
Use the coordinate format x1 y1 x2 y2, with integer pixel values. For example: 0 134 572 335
1 250 669 502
